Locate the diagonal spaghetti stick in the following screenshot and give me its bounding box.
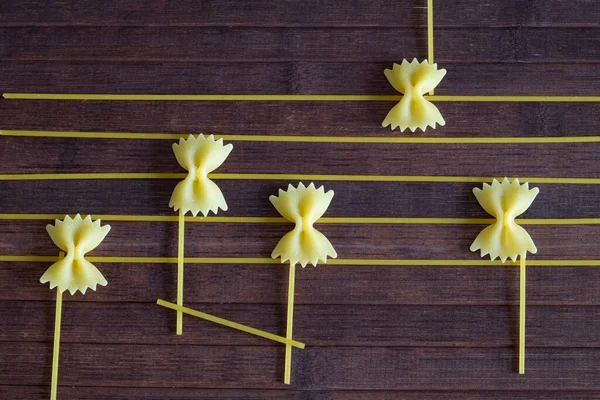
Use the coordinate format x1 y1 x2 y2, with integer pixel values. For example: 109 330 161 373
50 251 65 400
176 210 185 335
519 253 526 374
427 0 434 95
157 299 305 349
284 263 296 385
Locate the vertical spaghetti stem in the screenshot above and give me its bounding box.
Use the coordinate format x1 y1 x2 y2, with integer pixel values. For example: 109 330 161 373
427 0 435 95
519 253 526 374
50 251 65 400
176 210 185 335
284 263 296 385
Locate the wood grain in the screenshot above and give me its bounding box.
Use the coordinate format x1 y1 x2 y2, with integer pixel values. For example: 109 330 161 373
0 0 598 27
1 27 598 62
5 386 600 400
1 181 599 219
2 138 600 178
1 101 599 137
0 0 599 398
2 62 600 95
5 343 600 390
3 301 600 347
3 262 600 305
0 221 599 260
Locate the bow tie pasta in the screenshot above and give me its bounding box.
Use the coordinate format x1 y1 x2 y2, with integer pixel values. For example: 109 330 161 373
40 214 111 295
270 183 337 267
382 58 447 132
169 134 233 216
470 178 539 262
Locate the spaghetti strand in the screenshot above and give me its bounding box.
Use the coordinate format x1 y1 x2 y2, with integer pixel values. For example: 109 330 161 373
427 0 434 95
3 93 600 102
5 130 600 144
176 210 185 335
157 300 305 348
519 253 526 374
1 172 600 185
50 251 65 400
284 263 296 385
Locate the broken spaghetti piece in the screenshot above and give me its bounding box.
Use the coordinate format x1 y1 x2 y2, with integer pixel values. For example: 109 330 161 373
382 58 446 132
169 134 233 216
40 214 111 295
470 177 539 262
270 182 337 267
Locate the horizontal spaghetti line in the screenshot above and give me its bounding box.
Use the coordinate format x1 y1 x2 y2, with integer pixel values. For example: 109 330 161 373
3 93 600 102
0 214 287 223
0 172 599 185
1 130 183 140
433 95 600 102
2 255 600 266
518 218 600 225
4 129 600 144
0 214 599 225
0 172 183 180
2 93 399 101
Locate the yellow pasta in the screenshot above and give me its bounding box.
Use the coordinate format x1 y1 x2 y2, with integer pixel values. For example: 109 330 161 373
270 182 337 385
40 214 111 295
39 214 110 400
270 182 338 267
168 133 234 335
470 177 539 262
169 134 233 216
382 58 447 132
469 177 539 374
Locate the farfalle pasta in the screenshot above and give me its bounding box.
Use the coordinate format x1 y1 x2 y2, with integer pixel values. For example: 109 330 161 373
382 58 447 132
169 134 233 217
40 214 111 400
168 134 233 336
156 136 309 374
470 178 539 262
40 214 111 295
270 182 337 267
270 182 337 385
469 177 539 375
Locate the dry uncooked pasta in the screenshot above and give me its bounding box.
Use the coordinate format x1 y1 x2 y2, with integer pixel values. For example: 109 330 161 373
168 133 234 335
382 58 447 132
470 177 539 262
40 214 111 295
469 177 539 375
270 182 337 385
40 214 111 400
270 182 338 267
169 134 233 217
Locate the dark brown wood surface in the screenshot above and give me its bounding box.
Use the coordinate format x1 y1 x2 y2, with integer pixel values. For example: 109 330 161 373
1 1 599 399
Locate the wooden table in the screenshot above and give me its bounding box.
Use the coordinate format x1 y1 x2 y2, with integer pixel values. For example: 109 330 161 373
1 1 600 398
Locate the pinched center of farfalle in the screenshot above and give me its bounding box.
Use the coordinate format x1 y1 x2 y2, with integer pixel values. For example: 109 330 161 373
470 178 539 262
40 214 111 295
169 134 233 217
270 182 337 267
382 58 447 132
